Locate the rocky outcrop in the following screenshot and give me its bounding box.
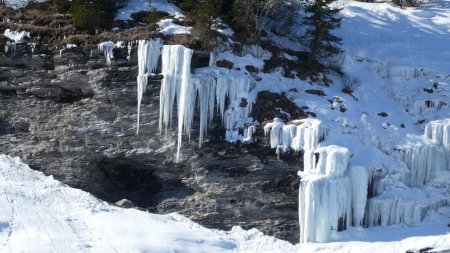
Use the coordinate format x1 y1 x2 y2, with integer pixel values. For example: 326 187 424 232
0 45 301 242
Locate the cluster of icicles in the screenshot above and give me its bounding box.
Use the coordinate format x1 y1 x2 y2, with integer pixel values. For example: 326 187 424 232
264 118 450 243
134 39 253 161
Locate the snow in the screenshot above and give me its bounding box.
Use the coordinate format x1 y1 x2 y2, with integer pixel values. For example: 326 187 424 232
116 0 183 21
158 19 192 35
3 29 29 43
2 0 47 9
0 154 298 253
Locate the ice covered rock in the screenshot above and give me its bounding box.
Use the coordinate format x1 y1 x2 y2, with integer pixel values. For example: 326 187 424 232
264 119 327 173
3 29 30 43
98 41 116 64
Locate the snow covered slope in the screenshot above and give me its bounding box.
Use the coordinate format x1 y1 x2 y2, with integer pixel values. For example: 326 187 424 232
261 0 450 245
0 154 297 253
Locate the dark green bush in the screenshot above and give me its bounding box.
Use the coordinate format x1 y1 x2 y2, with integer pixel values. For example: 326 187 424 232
70 0 116 33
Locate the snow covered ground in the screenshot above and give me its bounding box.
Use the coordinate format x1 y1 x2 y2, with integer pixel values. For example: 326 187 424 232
116 0 183 20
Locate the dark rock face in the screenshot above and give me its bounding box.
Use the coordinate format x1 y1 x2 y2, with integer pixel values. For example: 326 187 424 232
0 47 301 243
251 91 307 124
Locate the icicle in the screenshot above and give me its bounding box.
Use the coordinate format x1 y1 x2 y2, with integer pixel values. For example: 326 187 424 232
159 45 188 135
299 173 352 243
29 42 36 54
209 50 216 67
127 41 133 61
5 41 16 54
158 45 254 160
425 118 450 153
136 39 163 134
264 118 327 173
176 48 194 161
314 145 350 177
396 140 446 187
413 100 445 116
243 125 256 143
98 41 116 64
350 166 369 227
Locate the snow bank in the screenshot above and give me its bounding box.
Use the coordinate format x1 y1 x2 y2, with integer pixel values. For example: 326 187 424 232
158 19 192 35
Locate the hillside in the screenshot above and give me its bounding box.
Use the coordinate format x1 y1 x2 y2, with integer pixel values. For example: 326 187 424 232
0 0 449 252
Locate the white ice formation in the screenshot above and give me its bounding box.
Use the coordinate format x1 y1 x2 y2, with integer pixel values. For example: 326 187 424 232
425 119 450 155
3 29 30 43
66 44 77 49
264 118 450 243
158 45 253 160
4 41 16 54
136 39 163 134
98 41 116 64
264 118 327 173
134 41 254 161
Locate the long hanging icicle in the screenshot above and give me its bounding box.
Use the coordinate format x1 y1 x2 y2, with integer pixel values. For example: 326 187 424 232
136 38 163 134
176 48 194 161
159 45 254 161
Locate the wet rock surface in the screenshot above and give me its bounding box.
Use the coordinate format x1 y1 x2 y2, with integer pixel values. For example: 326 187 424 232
0 47 301 242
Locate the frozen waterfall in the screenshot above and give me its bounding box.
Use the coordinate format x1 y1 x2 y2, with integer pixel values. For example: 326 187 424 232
133 42 254 161
298 145 370 243
136 39 163 134
264 117 450 243
158 45 253 161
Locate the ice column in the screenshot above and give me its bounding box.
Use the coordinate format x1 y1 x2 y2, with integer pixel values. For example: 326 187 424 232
98 41 116 64
264 119 327 173
176 48 194 161
158 46 253 161
425 119 450 159
159 45 193 161
136 39 163 134
299 145 361 243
